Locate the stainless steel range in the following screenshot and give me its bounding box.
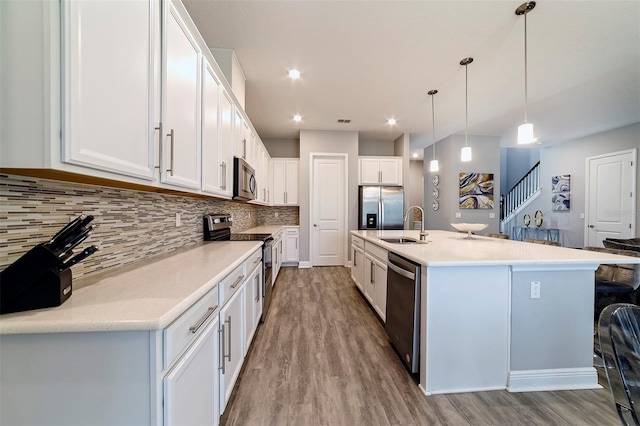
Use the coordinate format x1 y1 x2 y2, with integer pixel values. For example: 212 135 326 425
203 214 273 322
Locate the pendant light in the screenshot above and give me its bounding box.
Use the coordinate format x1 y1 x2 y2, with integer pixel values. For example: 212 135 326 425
460 57 473 162
428 89 439 172
516 1 537 144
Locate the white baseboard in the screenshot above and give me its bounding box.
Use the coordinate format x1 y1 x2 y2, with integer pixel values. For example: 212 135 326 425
346 261 353 268
298 261 312 269
507 367 601 392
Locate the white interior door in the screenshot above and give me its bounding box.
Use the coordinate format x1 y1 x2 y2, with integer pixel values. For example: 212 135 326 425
585 149 636 246
312 155 346 266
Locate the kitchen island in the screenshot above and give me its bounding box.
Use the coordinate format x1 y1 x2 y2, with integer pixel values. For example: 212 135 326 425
352 229 640 396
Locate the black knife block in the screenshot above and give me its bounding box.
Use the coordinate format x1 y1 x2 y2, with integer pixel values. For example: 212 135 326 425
0 244 73 315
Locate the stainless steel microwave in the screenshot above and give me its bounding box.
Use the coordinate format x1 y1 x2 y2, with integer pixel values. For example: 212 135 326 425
233 157 257 201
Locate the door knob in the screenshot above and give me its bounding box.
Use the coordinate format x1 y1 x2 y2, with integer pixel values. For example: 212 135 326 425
314 224 318 227
588 225 595 228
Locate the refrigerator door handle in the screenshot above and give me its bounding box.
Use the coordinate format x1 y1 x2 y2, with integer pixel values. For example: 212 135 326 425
379 199 384 230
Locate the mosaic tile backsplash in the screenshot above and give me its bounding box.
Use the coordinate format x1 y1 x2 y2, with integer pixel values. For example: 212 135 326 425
0 174 299 278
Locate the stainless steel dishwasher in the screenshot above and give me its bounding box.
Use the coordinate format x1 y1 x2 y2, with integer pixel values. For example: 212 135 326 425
385 252 421 374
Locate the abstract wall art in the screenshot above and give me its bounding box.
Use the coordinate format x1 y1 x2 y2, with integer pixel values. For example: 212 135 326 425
551 175 571 193
552 193 571 211
459 172 494 209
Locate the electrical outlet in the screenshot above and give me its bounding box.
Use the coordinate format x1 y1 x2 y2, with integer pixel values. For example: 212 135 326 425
530 281 541 299
455 212 461 218
175 212 182 227
580 213 585 219
275 212 279 218
489 213 495 219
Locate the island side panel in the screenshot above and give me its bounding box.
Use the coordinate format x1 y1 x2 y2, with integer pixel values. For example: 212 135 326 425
508 265 599 392
0 331 154 425
421 265 510 395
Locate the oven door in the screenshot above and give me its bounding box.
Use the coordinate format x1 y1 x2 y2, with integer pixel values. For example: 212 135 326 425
233 157 256 201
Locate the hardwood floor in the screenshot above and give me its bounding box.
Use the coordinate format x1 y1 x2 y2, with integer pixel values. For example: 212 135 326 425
221 266 620 426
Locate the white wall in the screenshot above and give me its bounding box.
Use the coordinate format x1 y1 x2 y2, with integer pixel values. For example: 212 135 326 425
262 138 300 158
424 135 501 234
299 130 359 263
508 122 640 247
358 139 395 156
501 148 540 194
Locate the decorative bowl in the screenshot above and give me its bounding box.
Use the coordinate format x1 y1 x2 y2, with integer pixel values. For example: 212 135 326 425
450 223 489 239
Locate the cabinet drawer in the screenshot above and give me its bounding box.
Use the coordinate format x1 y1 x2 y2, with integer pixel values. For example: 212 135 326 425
164 284 219 369
284 227 299 235
365 241 388 263
220 263 245 306
352 235 365 250
246 248 262 275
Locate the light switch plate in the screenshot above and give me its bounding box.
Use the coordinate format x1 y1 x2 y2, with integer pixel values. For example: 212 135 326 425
531 281 541 299
455 212 461 218
489 213 495 218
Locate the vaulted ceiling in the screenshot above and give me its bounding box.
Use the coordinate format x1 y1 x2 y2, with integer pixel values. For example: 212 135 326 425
183 0 640 158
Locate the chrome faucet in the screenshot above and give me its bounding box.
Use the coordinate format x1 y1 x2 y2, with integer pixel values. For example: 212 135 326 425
404 206 428 241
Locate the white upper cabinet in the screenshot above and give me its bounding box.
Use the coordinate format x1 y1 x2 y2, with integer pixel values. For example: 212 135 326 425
219 89 235 197
358 157 402 185
201 58 225 196
271 159 298 206
62 0 158 180
161 1 201 190
233 110 250 163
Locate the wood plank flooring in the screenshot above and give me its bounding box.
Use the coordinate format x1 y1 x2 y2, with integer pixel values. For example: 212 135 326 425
221 266 620 426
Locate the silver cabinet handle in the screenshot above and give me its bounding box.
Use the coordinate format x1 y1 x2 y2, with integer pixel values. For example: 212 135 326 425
154 122 163 170
285 191 287 204
226 316 232 361
166 128 175 176
188 305 217 334
218 324 225 373
371 262 375 284
255 275 260 301
223 162 227 190
220 163 225 190
231 275 244 289
353 250 357 266
253 257 261 265
242 138 246 159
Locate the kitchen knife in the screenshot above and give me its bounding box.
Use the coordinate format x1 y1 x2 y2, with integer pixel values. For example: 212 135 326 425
57 245 98 272
57 226 93 258
57 224 93 252
47 215 86 249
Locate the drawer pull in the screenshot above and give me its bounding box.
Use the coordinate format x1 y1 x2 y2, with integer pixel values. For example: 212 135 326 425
188 305 217 334
253 258 261 265
231 275 244 289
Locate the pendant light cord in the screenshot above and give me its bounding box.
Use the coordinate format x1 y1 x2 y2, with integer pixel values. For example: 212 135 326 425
524 10 529 123
464 63 469 147
431 94 436 159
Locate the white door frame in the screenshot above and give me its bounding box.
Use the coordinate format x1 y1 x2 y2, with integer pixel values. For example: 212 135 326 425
309 152 349 267
584 148 637 246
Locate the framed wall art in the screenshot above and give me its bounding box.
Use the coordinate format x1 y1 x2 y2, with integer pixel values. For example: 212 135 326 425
551 175 570 193
552 193 570 211
459 172 494 209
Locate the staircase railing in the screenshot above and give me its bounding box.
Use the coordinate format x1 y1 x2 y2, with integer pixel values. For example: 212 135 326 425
500 161 541 221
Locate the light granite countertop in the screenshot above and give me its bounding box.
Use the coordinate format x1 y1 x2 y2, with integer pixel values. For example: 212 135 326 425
0 241 261 335
237 224 298 235
352 229 640 267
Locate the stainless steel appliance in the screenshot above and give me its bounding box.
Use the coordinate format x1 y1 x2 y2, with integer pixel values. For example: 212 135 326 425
385 252 421 373
358 186 404 230
203 214 273 322
233 157 257 201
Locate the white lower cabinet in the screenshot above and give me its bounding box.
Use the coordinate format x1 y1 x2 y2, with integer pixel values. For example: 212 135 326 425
164 315 219 426
351 244 365 291
283 227 299 265
243 263 262 355
352 238 388 322
219 281 244 413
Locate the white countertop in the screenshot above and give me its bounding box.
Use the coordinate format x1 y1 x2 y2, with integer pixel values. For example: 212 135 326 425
0 241 262 335
352 230 640 267
237 225 298 235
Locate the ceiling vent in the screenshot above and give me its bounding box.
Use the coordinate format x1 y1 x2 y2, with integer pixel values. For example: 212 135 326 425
337 119 351 124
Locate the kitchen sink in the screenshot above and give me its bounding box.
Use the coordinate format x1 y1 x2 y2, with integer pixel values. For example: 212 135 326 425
379 237 419 244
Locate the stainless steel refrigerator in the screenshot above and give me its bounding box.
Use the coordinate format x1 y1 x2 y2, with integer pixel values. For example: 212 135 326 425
358 186 404 230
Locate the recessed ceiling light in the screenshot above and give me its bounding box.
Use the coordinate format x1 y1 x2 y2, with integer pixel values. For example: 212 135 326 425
288 69 301 79
293 114 302 122
387 118 397 125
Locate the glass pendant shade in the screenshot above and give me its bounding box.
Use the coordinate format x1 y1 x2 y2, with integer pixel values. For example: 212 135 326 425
461 146 472 162
430 159 439 172
517 122 536 144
